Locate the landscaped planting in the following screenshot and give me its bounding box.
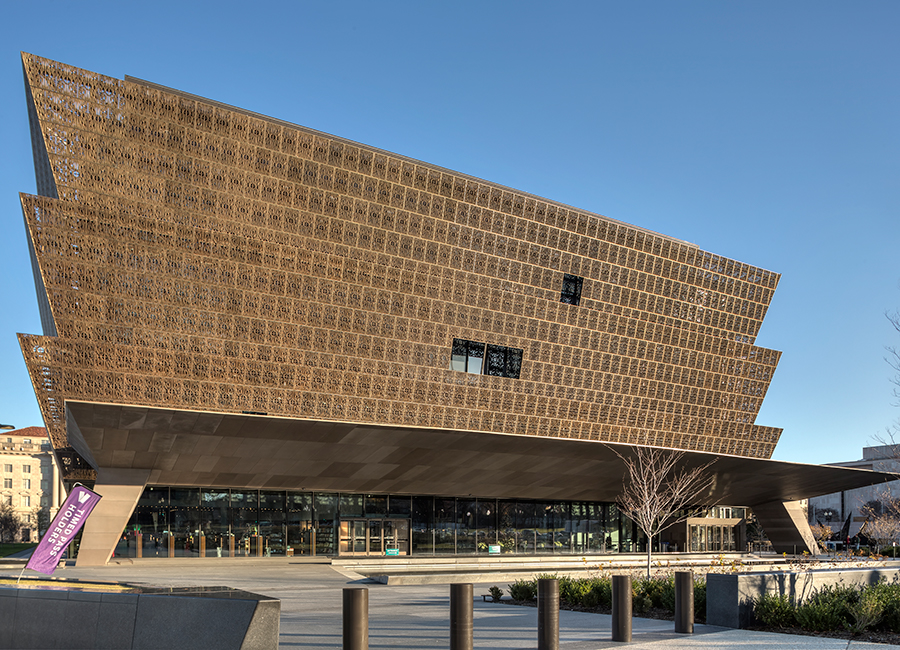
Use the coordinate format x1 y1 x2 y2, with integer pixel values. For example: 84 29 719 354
499 573 706 623
753 581 900 635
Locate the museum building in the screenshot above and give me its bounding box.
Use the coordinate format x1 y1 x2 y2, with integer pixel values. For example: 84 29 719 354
17 53 891 564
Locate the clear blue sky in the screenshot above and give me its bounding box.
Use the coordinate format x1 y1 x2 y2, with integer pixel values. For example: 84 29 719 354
0 2 897 464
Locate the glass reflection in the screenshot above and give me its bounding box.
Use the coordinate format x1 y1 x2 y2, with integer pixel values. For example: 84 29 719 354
122 486 665 560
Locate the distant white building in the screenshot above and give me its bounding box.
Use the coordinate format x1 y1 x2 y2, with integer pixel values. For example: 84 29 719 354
808 445 900 540
0 427 65 542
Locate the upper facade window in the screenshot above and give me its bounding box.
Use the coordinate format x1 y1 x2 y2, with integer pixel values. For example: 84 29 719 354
451 339 485 374
561 274 584 306
451 339 522 379
484 344 523 378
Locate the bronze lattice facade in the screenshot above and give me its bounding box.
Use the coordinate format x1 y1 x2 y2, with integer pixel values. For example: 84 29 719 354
19 53 783 484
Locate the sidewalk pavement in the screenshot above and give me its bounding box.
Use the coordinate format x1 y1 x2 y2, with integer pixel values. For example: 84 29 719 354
1 558 896 649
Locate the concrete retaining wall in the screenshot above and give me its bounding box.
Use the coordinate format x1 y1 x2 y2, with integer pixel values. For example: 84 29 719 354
0 586 279 649
707 567 900 629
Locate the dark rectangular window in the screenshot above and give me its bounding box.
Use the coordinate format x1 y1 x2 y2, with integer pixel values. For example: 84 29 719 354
561 273 583 306
452 339 522 379
485 344 523 379
451 339 485 374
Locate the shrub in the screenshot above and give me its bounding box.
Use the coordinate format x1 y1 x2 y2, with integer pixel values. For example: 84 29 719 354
488 585 503 602
754 592 796 628
845 589 883 635
508 579 537 601
633 591 653 614
587 578 612 608
556 575 576 603
635 577 669 609
871 582 900 632
561 578 594 606
693 579 707 623
794 585 855 632
658 577 677 614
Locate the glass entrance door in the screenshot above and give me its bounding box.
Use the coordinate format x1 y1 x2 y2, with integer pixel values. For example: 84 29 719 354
383 519 409 555
339 519 410 556
340 520 367 554
368 520 382 555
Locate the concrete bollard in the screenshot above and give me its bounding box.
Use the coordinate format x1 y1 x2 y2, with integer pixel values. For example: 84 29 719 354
450 583 473 650
675 571 694 634
343 587 368 650
611 575 632 642
537 578 559 650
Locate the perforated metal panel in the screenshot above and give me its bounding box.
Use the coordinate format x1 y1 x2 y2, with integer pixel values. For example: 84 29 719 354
18 53 783 479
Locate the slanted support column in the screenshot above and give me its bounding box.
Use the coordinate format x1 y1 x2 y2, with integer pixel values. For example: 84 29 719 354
75 468 150 566
752 500 818 555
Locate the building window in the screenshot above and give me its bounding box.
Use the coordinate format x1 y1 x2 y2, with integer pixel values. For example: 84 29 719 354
23 496 30 508
3 465 10 473
23 479 31 490
451 339 485 374
22 465 30 474
451 339 523 379
23 439 31 445
41 480 48 491
560 274 584 306
2 479 10 489
485 344 523 379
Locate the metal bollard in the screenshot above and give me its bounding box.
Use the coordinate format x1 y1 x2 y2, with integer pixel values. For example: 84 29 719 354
450 583 473 650
537 578 559 650
674 571 694 634
611 575 632 642
343 587 368 650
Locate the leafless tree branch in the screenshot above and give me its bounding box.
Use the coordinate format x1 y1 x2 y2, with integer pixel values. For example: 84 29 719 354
860 486 900 550
887 307 900 406
873 304 900 452
613 445 717 577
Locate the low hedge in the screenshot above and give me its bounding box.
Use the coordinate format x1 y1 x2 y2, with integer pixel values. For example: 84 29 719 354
753 581 900 634
502 574 706 622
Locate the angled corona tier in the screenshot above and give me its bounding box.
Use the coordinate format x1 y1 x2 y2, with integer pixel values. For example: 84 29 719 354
17 53 886 564
20 53 782 472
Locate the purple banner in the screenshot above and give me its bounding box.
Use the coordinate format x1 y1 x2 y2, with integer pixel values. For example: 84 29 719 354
26 484 102 575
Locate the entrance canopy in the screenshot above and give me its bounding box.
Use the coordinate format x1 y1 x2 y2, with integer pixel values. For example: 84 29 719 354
66 401 894 506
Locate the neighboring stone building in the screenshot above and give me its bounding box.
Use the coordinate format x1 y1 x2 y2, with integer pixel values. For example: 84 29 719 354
16 53 895 565
808 445 900 541
0 427 64 541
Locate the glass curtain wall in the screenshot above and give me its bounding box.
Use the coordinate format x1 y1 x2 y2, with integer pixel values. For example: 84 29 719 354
287 492 313 555
125 488 649 558
231 490 258 556
201 489 230 556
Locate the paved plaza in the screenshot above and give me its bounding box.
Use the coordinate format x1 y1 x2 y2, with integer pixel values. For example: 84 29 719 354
2 558 898 649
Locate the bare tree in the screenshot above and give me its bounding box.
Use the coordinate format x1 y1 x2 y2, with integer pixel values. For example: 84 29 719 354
614 446 717 578
0 502 22 543
809 523 834 553
869 301 900 455
860 489 900 551
888 306 900 405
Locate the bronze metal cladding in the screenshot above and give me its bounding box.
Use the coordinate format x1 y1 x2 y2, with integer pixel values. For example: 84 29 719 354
18 53 783 480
